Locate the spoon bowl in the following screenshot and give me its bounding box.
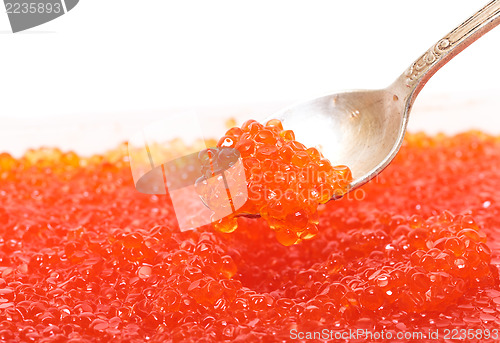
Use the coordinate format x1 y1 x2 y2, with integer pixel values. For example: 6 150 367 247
272 89 405 190
270 0 499 197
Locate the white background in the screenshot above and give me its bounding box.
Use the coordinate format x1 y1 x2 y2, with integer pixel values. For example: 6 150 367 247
0 0 499 155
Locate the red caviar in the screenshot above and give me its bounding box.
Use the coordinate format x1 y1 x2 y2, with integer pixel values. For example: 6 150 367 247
202 119 352 246
0 131 499 342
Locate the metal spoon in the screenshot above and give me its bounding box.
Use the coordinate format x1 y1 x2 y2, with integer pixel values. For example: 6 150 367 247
270 0 500 198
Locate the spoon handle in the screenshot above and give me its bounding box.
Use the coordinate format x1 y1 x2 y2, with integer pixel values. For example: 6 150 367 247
392 0 500 107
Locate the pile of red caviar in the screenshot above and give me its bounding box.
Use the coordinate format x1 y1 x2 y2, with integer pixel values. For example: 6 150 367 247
0 130 499 342
200 119 352 246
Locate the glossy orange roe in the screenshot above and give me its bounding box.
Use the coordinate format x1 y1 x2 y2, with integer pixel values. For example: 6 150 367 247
199 119 352 246
0 131 499 342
